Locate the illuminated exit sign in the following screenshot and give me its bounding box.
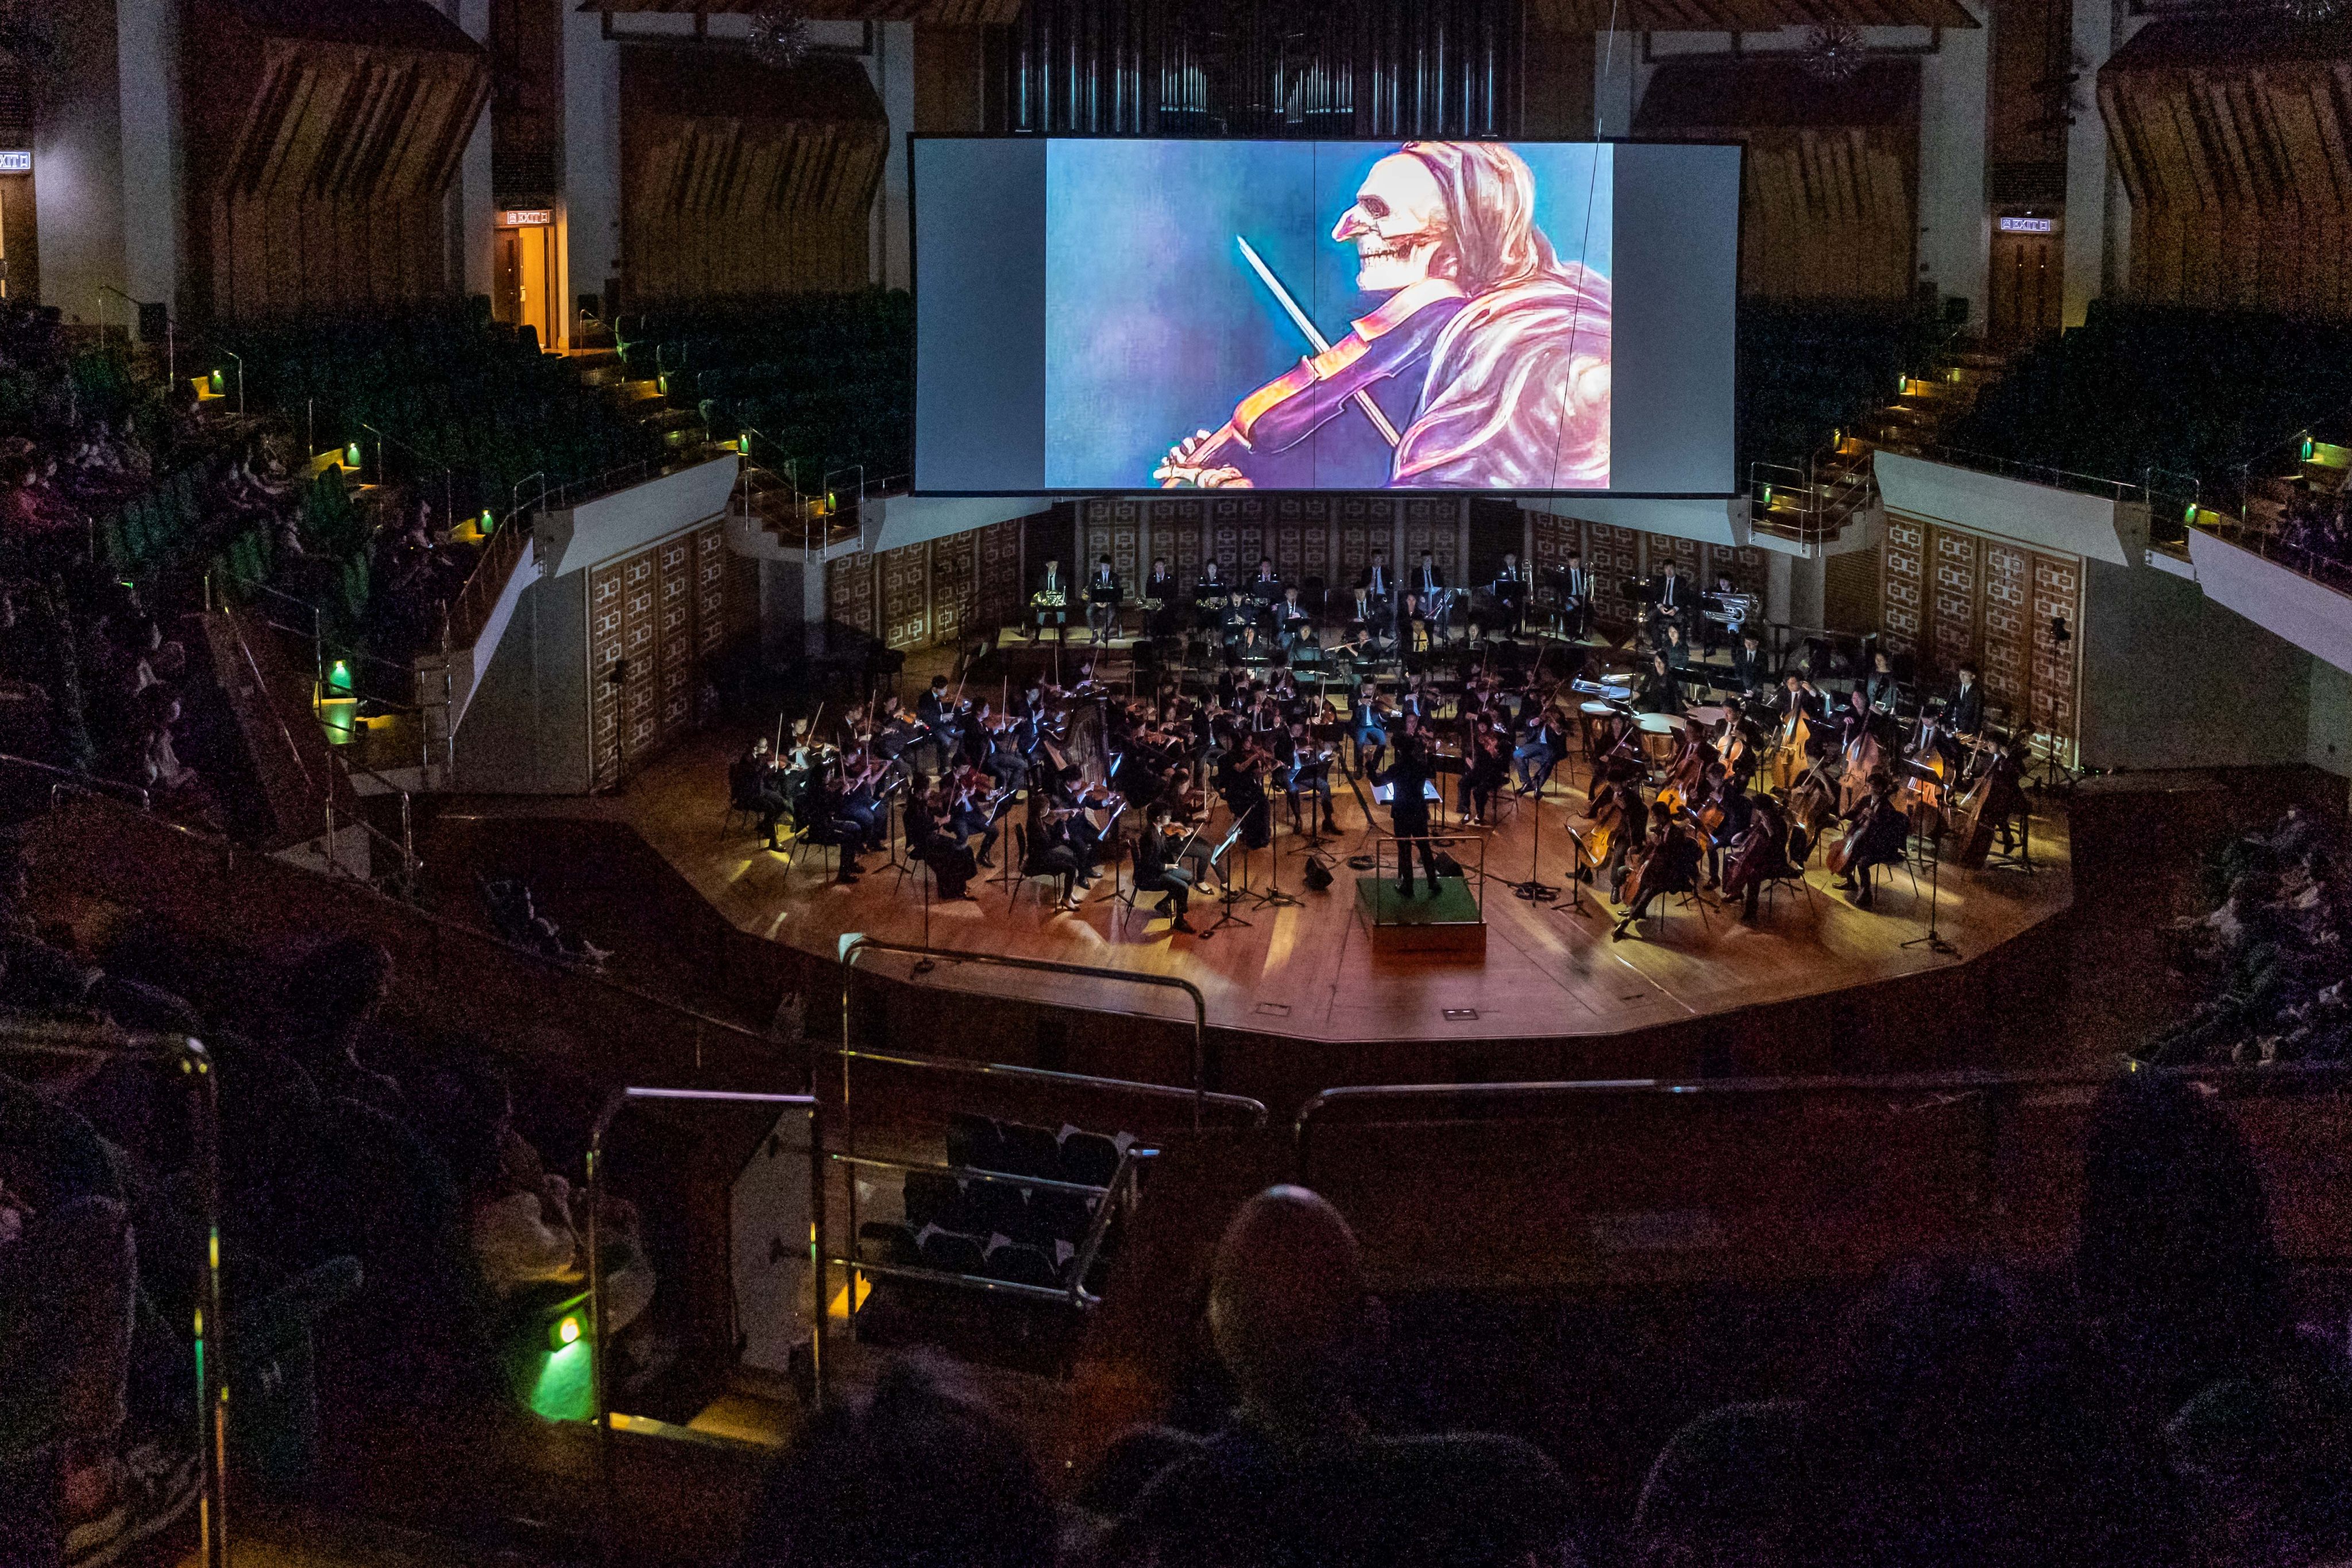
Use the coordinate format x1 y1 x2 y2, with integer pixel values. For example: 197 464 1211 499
1999 215 2055 234
0 152 29 173
499 208 552 227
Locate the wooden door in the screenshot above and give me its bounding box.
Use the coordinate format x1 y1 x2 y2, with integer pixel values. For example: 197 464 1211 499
1989 222 2061 346
493 228 523 326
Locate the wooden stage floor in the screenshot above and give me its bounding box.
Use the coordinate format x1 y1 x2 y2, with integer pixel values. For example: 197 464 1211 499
603 727 2075 1048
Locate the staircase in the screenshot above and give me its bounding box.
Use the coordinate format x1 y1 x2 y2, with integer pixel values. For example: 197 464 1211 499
1750 341 2015 547
566 317 715 460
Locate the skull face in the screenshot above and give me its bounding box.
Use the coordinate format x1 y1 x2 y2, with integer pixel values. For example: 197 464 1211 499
1332 153 1451 294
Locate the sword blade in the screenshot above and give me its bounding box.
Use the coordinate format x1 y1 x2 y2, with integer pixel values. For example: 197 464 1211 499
1234 235 1401 449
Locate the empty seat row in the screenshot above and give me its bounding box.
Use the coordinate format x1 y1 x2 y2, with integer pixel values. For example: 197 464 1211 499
947 1112 1131 1187
901 1167 1099 1249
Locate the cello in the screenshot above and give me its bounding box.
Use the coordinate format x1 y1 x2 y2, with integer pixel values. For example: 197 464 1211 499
1771 701 1814 793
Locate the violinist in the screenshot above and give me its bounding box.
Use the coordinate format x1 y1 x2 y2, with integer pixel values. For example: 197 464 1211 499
1834 770 1912 910
729 738 791 851
915 675 959 773
1086 554 1123 644
982 729 1030 795
1459 728 1511 826
904 774 979 901
791 758 872 883
1278 720 1338 837
1614 802 1704 940
1352 678 1392 776
948 767 1007 868
1022 782 1086 913
1134 801 1198 934
1215 736 1273 850
1512 704 1566 798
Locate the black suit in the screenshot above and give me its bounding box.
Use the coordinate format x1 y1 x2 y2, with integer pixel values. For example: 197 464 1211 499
1947 681 1986 737
1086 568 1122 639
1374 748 1443 894
1732 644 1769 696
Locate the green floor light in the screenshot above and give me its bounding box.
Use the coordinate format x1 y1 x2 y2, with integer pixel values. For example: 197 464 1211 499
552 1312 584 1349
327 658 353 694
480 507 496 534
345 441 361 468
209 369 224 396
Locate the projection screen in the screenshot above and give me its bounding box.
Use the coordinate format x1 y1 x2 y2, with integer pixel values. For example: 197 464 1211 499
913 138 1741 497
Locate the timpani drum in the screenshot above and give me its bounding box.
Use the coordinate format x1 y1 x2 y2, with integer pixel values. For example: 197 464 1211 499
1686 705 1729 728
1635 710 1688 767
1579 700 1617 758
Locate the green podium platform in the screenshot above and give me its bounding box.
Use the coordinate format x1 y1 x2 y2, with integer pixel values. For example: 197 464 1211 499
1355 875 1488 956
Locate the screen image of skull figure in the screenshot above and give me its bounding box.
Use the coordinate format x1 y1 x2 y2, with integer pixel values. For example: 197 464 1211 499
1152 142 1612 495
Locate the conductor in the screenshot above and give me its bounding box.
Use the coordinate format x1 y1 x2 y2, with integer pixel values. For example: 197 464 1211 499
1373 733 1444 898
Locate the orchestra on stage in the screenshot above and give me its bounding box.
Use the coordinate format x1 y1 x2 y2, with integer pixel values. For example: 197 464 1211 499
731 551 2033 943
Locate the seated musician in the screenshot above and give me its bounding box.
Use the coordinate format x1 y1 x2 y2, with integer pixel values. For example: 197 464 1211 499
1614 802 1704 938
1635 652 1686 716
731 738 792 851
1493 551 1527 633
903 774 978 901
1395 591 1435 669
1022 788 1086 913
1273 585 1312 648
1512 706 1565 798
1702 571 1741 656
1133 801 1198 934
1032 558 1069 642
1220 588 1256 643
1698 761 1751 889
1729 793 1799 924
1945 661 1986 741
1731 628 1770 698
1835 771 1913 910
1558 549 1593 640
1411 550 1445 606
981 730 1030 795
1249 556 1283 604
947 770 1004 869
1359 551 1394 621
1278 720 1338 837
1086 554 1123 644
1652 560 1693 639
1215 742 1273 850
1460 728 1511 826
1660 621 1692 674
1351 678 1391 774
791 760 871 883
914 675 957 773
1864 649 1901 716
1145 557 1181 638
1227 623 1276 669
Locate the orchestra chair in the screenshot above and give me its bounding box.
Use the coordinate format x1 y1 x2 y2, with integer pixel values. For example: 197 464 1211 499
1105 832 1152 929
1856 855 1921 909
1756 864 1817 918
1008 824 1072 911
779 819 836 882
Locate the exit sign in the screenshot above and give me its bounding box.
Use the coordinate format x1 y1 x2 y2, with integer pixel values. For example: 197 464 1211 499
1999 215 2055 234
499 208 552 227
0 152 29 173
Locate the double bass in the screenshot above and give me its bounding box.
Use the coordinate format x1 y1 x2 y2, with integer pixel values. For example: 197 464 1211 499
1770 700 1814 793
1942 738 2023 870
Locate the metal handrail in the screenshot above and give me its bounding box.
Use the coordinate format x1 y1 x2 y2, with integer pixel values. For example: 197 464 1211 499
586 1087 818 1520
0 751 152 809
834 1045 1268 1126
441 508 534 654
1291 1061 2352 1180
837 937 1214 1129
0 1024 226 1568
40 789 778 1059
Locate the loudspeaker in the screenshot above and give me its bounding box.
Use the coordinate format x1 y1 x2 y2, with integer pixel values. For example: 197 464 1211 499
1301 855 1333 891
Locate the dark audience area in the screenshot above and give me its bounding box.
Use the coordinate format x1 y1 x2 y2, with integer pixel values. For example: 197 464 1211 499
2145 803 2349 1066
740 1084 2352 1568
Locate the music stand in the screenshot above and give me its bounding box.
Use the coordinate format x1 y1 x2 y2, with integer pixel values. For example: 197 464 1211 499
1199 821 1254 938
1554 824 1593 918
1510 778 1560 905
1900 824 1960 957
1250 793 1300 912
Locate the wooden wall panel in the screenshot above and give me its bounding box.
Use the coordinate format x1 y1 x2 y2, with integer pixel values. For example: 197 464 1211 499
620 547 661 764
1585 522 1643 630
1402 499 1463 586
187 6 491 319
656 532 696 744
978 518 1026 631
1876 515 2083 747
932 531 977 648
1879 515 1927 658
589 559 626 790
1080 497 1148 590
826 551 877 643
880 541 931 650
620 47 886 304
2101 32 2352 319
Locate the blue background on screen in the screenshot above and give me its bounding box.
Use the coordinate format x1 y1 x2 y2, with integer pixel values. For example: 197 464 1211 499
1042 141 1612 489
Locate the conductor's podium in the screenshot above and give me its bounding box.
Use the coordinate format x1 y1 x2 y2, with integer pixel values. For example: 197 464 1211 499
1357 872 1488 956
